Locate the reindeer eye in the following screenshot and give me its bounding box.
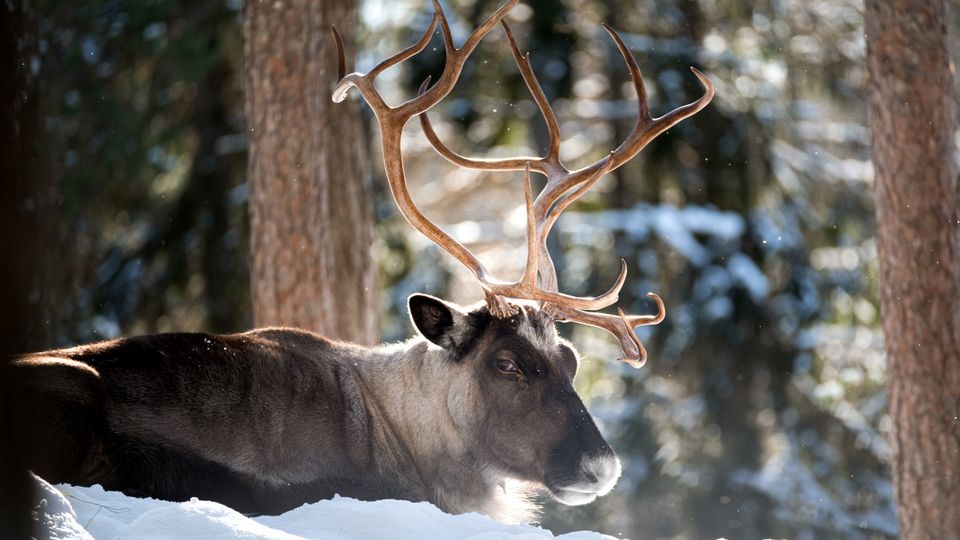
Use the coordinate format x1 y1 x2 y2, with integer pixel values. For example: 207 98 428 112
496 358 520 375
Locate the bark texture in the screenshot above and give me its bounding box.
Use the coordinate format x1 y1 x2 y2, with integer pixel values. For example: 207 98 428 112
0 0 41 533
865 1 960 537
244 0 377 343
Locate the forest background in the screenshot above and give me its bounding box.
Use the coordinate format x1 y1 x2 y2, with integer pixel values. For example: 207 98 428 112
4 0 960 538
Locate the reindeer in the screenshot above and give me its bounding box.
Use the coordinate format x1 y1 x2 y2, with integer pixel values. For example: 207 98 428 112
12 0 712 522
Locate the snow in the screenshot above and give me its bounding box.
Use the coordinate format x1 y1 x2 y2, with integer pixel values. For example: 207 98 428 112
726 253 769 301
30 475 614 540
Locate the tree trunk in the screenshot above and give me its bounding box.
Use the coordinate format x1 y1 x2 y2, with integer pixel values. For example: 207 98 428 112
865 1 960 537
244 0 377 344
0 0 42 533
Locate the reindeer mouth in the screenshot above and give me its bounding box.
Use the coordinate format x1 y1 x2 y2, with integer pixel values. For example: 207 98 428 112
547 486 600 506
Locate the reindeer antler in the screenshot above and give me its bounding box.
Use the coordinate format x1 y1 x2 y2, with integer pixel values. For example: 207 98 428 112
332 2 714 366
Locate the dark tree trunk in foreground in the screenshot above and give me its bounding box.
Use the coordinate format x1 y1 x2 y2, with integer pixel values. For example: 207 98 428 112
0 0 42 534
865 0 960 537
244 0 377 343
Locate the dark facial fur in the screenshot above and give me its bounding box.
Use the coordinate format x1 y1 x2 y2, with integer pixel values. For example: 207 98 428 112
411 297 621 509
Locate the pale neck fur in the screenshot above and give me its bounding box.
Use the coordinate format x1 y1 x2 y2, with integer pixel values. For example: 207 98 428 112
347 338 538 523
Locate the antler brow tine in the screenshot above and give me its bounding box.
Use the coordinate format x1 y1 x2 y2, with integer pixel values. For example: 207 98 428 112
331 25 346 81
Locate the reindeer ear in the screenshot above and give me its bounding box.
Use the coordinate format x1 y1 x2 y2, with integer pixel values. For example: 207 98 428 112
408 294 469 349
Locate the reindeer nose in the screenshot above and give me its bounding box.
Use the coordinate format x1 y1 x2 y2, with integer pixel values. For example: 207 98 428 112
577 448 621 495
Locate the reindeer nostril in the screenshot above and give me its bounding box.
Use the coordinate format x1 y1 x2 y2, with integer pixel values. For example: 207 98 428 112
576 451 621 494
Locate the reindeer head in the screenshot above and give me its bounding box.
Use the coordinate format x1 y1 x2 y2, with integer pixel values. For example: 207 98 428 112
407 293 620 505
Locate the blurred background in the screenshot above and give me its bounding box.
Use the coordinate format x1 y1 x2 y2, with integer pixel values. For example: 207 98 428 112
21 0 914 537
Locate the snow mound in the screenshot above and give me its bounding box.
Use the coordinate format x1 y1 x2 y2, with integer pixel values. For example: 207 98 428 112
30 475 613 540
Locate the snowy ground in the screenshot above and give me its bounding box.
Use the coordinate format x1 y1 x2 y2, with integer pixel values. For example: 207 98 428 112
30 475 614 540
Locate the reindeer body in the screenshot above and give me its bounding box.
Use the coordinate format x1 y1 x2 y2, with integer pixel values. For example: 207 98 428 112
13 299 618 522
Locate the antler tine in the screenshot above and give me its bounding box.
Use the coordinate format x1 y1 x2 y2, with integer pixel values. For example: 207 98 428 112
520 163 540 290
552 293 666 367
417 84 541 173
603 23 715 156
601 23 649 121
433 0 455 54
592 25 714 174
458 0 518 63
406 0 520 116
518 25 715 214
420 112 544 171
370 15 439 80
501 21 562 164
332 25 347 81
331 14 437 107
